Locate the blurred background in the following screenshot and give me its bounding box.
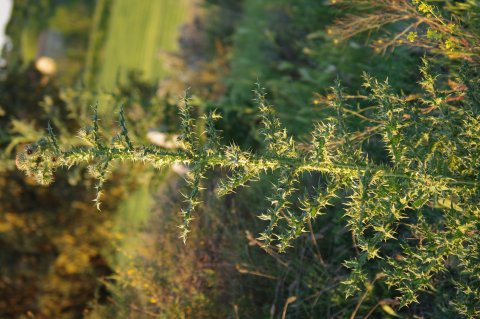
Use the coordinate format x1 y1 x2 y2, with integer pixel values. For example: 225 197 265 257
0 0 429 318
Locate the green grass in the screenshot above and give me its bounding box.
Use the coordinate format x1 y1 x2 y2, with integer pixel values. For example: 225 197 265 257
91 0 193 268
111 176 153 268
84 0 110 88
20 28 38 62
97 0 191 90
220 0 420 144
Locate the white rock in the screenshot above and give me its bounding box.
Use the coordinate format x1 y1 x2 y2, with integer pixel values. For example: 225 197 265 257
147 130 181 149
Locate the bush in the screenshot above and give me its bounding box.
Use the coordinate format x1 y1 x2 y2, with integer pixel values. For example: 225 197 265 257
17 57 480 315
11 0 480 317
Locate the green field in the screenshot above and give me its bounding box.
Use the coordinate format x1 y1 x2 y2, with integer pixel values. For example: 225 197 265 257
96 0 191 90
92 0 193 275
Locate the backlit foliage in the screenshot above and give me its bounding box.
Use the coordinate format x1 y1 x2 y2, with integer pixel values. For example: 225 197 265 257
17 59 480 313
331 0 480 62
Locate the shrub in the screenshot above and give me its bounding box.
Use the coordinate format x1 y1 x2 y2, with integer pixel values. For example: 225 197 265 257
331 0 480 62
17 58 480 315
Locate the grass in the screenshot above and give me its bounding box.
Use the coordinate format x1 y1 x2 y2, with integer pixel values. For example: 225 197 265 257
111 179 153 269
84 0 110 88
219 0 420 144
89 0 195 271
227 0 270 103
96 0 192 90
81 4 197 315
20 27 38 62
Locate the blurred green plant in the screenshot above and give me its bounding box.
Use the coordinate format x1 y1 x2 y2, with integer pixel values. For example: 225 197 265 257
6 0 480 318
0 64 170 318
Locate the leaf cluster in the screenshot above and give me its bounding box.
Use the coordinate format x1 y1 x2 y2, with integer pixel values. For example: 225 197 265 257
17 61 480 313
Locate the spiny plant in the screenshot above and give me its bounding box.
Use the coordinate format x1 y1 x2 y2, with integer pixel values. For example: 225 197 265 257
16 63 480 313
330 0 480 62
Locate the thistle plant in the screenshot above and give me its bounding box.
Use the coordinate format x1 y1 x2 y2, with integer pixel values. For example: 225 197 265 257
16 64 480 313
330 0 480 62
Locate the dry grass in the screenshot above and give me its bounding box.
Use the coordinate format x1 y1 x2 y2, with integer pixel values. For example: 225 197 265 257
330 0 480 61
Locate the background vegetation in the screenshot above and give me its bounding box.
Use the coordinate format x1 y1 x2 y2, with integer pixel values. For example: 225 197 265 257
1 0 479 318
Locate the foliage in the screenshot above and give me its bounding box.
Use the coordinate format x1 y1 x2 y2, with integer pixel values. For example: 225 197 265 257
17 57 480 315
86 177 228 319
94 0 192 89
331 0 480 62
4 0 96 84
0 64 169 318
5 0 480 318
218 0 421 141
0 64 113 319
